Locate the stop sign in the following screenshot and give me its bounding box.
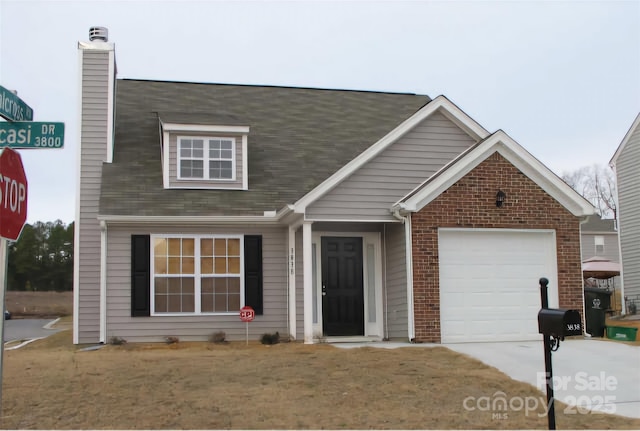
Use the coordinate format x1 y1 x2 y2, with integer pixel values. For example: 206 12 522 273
239 305 255 322
0 147 28 241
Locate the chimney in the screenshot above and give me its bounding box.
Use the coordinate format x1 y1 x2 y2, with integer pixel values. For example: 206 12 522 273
74 28 116 345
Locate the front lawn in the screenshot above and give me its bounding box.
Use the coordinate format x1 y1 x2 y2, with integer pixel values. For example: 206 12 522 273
2 330 639 429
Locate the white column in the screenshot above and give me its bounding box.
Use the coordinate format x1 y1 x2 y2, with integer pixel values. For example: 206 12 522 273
288 226 297 340
404 215 415 341
99 221 107 343
303 221 314 344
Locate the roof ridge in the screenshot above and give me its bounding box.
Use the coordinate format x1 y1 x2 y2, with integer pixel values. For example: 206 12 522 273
116 78 429 97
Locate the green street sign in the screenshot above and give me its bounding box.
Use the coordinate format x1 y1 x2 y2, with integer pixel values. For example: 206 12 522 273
0 85 33 122
0 122 64 149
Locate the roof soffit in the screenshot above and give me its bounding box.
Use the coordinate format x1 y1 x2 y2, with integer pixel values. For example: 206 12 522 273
610 112 640 169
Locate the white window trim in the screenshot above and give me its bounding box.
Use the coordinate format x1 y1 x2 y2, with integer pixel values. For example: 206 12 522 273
177 136 237 182
150 234 245 316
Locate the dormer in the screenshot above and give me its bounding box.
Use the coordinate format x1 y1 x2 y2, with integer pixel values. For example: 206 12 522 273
159 112 250 190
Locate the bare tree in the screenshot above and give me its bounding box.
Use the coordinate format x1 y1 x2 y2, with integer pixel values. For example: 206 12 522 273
562 164 617 219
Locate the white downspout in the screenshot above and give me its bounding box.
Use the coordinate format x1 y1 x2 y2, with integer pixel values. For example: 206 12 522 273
99 220 107 343
392 207 415 342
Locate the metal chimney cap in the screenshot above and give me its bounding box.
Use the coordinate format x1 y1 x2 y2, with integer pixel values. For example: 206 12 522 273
89 27 109 42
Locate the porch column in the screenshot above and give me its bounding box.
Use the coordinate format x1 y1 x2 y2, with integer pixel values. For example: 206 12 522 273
303 221 314 344
287 226 297 340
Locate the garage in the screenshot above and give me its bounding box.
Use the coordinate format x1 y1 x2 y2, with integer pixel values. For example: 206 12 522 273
438 229 559 343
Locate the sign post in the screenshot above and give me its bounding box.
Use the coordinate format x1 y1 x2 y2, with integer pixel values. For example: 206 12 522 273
239 305 255 345
0 146 28 415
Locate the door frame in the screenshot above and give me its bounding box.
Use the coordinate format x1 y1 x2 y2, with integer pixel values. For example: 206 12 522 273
312 231 384 338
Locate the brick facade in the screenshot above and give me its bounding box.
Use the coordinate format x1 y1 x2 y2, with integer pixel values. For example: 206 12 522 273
411 152 584 342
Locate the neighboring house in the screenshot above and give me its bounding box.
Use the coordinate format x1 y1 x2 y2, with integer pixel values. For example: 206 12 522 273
580 215 619 263
74 29 594 345
610 112 640 313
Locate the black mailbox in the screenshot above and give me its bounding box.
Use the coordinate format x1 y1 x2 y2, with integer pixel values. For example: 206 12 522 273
538 308 582 338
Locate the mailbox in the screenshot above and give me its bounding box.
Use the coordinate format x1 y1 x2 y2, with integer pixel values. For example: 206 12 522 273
538 308 582 338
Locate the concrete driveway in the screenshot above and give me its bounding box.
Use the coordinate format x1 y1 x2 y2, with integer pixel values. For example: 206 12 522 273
3 318 62 346
445 338 640 419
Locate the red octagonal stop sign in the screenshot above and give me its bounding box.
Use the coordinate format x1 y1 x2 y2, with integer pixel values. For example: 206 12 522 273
0 147 28 241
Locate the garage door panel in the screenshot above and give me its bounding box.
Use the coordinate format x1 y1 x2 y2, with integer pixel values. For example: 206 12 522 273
439 229 557 343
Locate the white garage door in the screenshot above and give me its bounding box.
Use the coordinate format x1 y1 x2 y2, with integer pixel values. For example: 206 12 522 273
439 229 558 343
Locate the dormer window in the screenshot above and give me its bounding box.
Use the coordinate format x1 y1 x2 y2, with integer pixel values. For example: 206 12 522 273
178 137 236 180
159 114 249 190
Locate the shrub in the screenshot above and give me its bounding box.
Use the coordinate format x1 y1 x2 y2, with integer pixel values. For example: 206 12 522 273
109 336 127 345
165 336 179 344
209 331 227 344
260 331 280 345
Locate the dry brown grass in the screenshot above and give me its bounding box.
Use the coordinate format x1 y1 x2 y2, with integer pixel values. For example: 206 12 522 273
4 291 73 318
2 330 639 430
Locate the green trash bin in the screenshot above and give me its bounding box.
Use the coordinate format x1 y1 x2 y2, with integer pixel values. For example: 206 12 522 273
584 287 612 337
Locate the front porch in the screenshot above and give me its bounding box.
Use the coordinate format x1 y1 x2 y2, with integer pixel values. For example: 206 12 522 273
286 221 413 344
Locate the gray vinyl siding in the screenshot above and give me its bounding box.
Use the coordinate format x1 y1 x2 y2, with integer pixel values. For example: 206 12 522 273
617 124 640 300
384 222 408 339
105 224 288 342
307 111 477 221
580 232 620 262
168 133 245 189
76 49 111 343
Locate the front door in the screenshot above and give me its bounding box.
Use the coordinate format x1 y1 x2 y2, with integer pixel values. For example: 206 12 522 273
322 237 364 336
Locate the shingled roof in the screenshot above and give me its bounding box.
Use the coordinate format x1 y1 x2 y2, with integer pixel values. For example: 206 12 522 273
99 79 430 217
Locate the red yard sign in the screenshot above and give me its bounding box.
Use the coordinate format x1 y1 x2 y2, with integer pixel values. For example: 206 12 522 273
240 305 255 322
0 147 28 241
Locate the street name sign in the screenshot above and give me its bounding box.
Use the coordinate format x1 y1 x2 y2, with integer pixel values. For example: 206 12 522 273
0 147 28 241
0 122 64 149
0 85 33 122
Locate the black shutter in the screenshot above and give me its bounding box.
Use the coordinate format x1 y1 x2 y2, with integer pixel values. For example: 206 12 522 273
244 235 263 315
131 235 151 317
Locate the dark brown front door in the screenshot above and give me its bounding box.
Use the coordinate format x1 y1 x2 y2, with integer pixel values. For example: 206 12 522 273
322 237 364 336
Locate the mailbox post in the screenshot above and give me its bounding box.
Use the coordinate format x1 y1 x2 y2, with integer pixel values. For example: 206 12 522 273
537 277 583 430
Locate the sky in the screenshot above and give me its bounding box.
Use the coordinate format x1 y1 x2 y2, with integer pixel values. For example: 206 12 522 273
0 0 639 224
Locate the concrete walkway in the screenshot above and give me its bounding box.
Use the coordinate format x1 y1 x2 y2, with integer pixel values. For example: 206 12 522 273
333 338 640 419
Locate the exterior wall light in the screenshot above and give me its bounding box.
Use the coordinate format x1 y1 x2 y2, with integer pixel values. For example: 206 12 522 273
496 190 506 207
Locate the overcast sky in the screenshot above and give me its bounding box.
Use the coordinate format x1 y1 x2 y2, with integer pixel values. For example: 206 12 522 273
1 0 639 224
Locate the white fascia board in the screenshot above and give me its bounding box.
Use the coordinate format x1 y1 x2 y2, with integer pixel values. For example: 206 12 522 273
78 41 114 51
401 130 596 217
97 211 292 225
161 123 250 134
610 112 640 168
292 95 490 213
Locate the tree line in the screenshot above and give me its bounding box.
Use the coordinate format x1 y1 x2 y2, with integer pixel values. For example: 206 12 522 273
7 220 74 291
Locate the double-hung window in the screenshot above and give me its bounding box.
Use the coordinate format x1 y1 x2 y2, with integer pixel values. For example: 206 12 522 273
152 235 242 315
594 236 605 255
178 137 235 180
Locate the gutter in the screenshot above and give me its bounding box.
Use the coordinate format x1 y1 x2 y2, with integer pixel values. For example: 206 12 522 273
99 220 107 343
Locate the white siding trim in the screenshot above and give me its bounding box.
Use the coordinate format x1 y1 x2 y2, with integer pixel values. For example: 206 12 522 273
305 218 403 223
242 135 248 190
288 226 297 339
610 112 640 167
405 215 415 341
98 215 282 224
397 130 595 217
162 123 250 134
105 50 115 164
99 221 107 343
293 95 490 213
303 222 314 344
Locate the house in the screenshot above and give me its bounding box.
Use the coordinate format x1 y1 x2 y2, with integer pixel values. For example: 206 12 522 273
610 112 640 314
73 28 594 345
580 215 619 264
